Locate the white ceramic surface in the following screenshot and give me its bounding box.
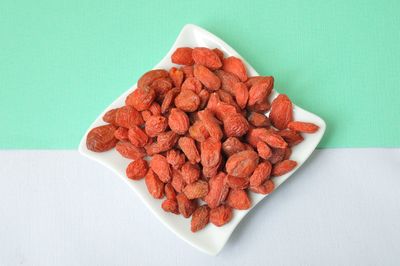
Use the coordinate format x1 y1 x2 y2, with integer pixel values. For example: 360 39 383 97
78 24 326 255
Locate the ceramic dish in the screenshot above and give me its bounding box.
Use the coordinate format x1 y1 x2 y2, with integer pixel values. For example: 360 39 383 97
78 24 326 255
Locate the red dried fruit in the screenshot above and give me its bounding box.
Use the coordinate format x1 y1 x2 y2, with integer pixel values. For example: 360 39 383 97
168 108 190 135
223 56 248 82
145 169 164 199
145 115 168 137
171 169 185 193
223 113 249 137
193 64 221 91
247 98 271 112
272 160 297 176
150 154 171 183
192 47 222 69
233 82 248 109
277 129 304 147
227 189 251 210
86 124 118 152
287 121 319 133
103 108 119 125
284 147 292 160
116 141 146 159
114 127 129 141
212 48 224 61
181 65 194 78
164 183 177 200
250 179 275 194
115 106 144 128
204 172 229 208
269 94 293 130
169 67 184 88
249 161 272 187
226 150 259 178
215 70 239 95
269 147 286 164
222 137 247 157
161 199 179 214
150 78 173 100
183 180 209 199
181 77 202 94
126 158 148 180
191 205 210 232
149 102 161 116
125 86 156 111
198 89 210 109
176 193 197 218
166 149 186 170
210 205 232 226
226 175 249 190
251 128 288 149
141 110 152 122
160 87 180 114
197 110 223 140
171 47 194 65
174 89 200 112
178 137 201 164
128 125 148 147
248 76 274 106
200 138 222 168
248 112 270 127
180 162 200 184
188 120 210 142
202 159 222 179
257 141 272 159
138 69 169 89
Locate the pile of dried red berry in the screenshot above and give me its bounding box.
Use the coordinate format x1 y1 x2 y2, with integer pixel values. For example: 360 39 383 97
86 47 319 232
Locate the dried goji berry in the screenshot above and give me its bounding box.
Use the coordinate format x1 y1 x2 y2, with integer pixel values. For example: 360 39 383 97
272 160 297 176
209 205 232 226
145 115 168 137
125 86 156 111
161 199 179 214
126 158 148 180
249 161 272 187
183 180 209 199
223 56 248 82
145 169 164 199
226 150 259 178
128 125 148 147
166 149 186 170
178 136 201 164
180 162 200 184
103 108 119 125
137 69 169 89
168 108 190 135
204 172 229 208
171 47 194 65
174 89 200 112
192 47 222 69
193 64 221 91
114 127 129 141
115 106 144 128
226 189 251 210
176 193 197 218
287 121 319 133
86 124 118 152
115 141 146 160
150 154 171 183
269 94 293 130
191 205 210 232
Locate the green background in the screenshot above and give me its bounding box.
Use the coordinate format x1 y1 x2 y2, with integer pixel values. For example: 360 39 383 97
1 0 399 149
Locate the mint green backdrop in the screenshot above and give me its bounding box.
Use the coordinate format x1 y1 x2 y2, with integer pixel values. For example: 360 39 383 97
1 0 399 149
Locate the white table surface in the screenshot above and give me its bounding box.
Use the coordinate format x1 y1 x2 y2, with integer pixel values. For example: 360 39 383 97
1 149 399 266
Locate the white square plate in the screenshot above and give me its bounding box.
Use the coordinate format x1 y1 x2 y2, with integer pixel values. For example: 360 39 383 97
78 24 326 255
